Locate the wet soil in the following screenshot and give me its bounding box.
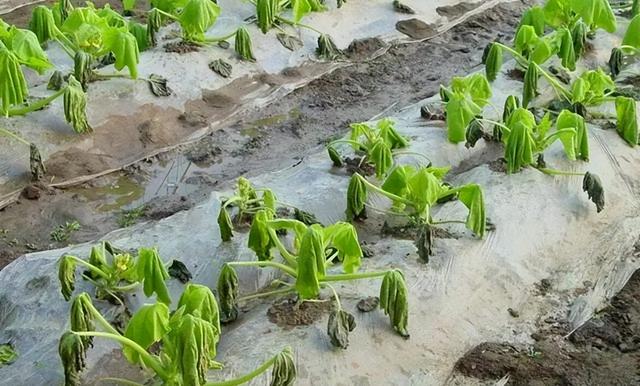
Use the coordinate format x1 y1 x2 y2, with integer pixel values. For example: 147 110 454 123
0 1 530 269
267 297 333 329
453 269 640 385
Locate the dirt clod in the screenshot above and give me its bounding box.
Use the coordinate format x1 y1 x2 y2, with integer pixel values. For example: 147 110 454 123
164 40 200 54
357 296 380 312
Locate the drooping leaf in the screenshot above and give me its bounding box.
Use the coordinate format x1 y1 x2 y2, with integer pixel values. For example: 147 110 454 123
294 208 321 226
128 22 150 52
209 58 232 77
248 210 275 260
172 314 218 386
379 269 409 338
456 184 486 237
59 255 77 301
519 6 545 35
122 303 170 364
345 174 367 221
136 247 171 304
377 118 408 149
177 283 221 337
570 0 616 33
522 61 539 108
504 108 536 173
571 20 587 58
217 264 238 323
63 75 92 134
270 347 296 386
557 27 576 71
147 74 171 97
69 293 95 347
217 207 234 241
234 26 255 62
168 259 192 283
323 222 362 273
263 189 277 212
73 50 93 91
291 0 312 23
59 332 86 386
178 0 220 42
615 96 638 146
608 47 624 79
484 42 502 82
327 309 356 349
0 344 17 367
30 6 57 44
583 171 604 212
6 27 53 74
0 42 28 114
29 142 46 181
543 0 572 28
101 27 139 78
445 94 479 143
555 109 589 160
295 226 324 299
465 117 484 148
327 145 343 167
623 15 640 48
369 139 393 179
316 34 343 60
256 0 279 34
415 224 432 263
147 8 162 47
48 70 65 91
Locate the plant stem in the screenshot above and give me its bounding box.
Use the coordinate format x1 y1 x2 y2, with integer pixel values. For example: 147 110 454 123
356 174 412 205
329 139 367 149
536 167 585 177
227 261 297 278
8 88 65 116
204 352 279 386
266 227 298 267
83 299 121 335
322 270 388 282
431 220 466 225
154 8 179 22
532 62 572 102
112 282 140 292
619 45 640 54
475 118 510 134
0 128 30 146
66 255 110 280
322 283 341 310
73 331 170 381
392 151 432 165
204 31 238 43
236 286 295 303
495 42 529 68
98 378 145 386
276 16 323 35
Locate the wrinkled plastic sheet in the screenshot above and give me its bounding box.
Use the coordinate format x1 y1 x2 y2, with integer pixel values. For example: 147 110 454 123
0 0 505 206
2 27 640 383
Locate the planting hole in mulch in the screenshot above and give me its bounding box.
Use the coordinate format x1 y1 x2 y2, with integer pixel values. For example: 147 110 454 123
267 297 333 329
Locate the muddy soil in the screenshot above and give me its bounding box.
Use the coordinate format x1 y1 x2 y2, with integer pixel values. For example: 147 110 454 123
0 1 531 269
453 268 640 385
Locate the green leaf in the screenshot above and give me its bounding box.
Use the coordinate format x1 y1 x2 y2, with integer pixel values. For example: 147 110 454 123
522 61 539 108
369 139 393 179
69 293 95 348
484 42 502 82
345 174 367 221
381 165 410 199
123 0 137 11
30 6 57 44
457 184 486 237
136 247 171 304
123 303 170 364
502 95 521 132
295 226 324 299
377 118 408 149
271 347 297 386
217 264 239 323
0 42 27 114
379 269 409 338
466 73 492 106
570 0 616 33
543 0 571 28
445 94 478 143
514 25 539 55
59 255 77 301
73 50 93 91
323 222 362 273
171 314 218 386
151 0 188 13
316 34 343 60
615 96 638 146
519 6 545 35
101 27 139 78
291 0 312 23
504 108 536 173
128 22 150 52
571 20 587 58
556 110 589 160
248 210 275 261
327 145 343 167
256 0 279 34
177 283 221 337
59 332 87 386
557 27 576 71
64 75 92 134
217 207 233 241
263 189 277 212
0 344 17 367
234 26 255 61
327 309 356 349
179 0 220 42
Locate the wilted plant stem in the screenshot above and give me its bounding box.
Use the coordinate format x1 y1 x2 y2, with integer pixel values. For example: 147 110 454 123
204 352 278 386
8 88 65 116
227 260 297 278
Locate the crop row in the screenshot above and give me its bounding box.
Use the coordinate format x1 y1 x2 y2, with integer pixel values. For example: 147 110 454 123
36 0 640 385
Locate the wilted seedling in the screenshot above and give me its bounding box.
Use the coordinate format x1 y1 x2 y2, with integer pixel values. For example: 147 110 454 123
218 217 411 342
58 242 173 305
60 285 295 386
50 220 81 242
0 343 17 367
327 118 409 179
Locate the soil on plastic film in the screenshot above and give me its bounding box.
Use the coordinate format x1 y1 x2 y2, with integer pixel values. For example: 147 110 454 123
453 267 640 385
0 1 532 270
